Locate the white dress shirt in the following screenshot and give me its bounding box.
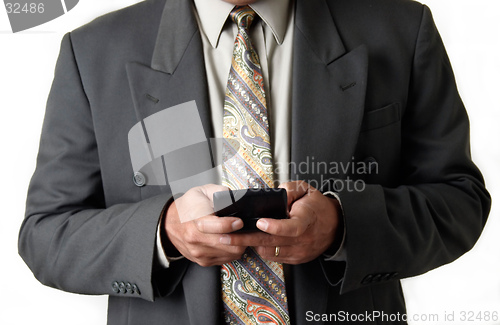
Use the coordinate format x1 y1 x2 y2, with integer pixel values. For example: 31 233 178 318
193 0 294 185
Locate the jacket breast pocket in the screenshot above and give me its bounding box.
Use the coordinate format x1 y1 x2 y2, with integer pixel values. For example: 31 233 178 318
354 102 402 186
361 102 401 132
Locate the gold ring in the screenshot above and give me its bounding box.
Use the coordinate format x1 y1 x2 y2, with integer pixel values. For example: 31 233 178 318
275 246 280 257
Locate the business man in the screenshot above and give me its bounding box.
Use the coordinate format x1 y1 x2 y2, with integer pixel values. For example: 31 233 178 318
19 0 490 324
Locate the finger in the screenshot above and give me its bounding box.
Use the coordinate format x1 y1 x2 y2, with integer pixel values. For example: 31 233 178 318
195 215 244 234
183 236 247 266
279 181 309 207
175 196 214 223
288 199 314 221
256 216 311 237
254 245 287 259
253 246 305 264
187 242 246 261
191 253 244 267
256 245 319 265
200 184 230 203
219 231 298 247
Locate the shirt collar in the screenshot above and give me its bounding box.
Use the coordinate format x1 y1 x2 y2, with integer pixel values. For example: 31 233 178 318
193 0 291 48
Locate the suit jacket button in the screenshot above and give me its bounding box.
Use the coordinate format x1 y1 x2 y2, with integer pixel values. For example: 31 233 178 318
118 282 127 294
372 274 382 283
111 281 120 293
133 172 146 187
132 284 141 295
125 282 133 294
361 275 373 285
363 157 378 174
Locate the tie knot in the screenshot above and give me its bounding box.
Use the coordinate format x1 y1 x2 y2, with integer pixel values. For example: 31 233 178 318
230 6 256 30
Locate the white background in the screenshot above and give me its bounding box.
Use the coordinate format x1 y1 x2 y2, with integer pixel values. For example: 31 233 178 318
0 1 499 324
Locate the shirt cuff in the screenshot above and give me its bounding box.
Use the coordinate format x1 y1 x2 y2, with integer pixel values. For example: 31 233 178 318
155 204 185 269
322 191 347 262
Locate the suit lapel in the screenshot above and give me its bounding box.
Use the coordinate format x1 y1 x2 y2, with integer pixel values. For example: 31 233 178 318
126 0 213 139
290 0 368 322
127 1 219 324
291 0 368 182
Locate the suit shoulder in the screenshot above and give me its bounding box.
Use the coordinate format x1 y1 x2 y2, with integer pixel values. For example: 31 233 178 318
65 0 166 65
328 0 424 11
70 0 165 43
326 0 427 49
328 0 425 25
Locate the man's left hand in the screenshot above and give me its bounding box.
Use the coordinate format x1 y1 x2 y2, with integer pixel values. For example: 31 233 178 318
219 180 343 264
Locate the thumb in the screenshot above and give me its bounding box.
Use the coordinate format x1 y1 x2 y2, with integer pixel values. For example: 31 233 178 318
279 181 310 208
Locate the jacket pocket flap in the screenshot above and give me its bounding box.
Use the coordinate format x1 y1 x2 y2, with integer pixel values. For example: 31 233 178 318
361 102 401 132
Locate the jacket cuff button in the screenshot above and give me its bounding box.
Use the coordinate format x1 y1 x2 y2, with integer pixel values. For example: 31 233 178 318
118 282 127 294
111 281 120 293
390 272 399 279
361 275 373 285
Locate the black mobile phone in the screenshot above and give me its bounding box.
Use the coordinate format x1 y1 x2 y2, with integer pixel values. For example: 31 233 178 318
213 188 288 232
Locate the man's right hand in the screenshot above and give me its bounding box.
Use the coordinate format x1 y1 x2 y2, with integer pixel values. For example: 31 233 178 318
164 184 246 267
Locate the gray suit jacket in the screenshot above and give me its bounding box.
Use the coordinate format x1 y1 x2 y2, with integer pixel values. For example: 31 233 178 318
19 0 490 324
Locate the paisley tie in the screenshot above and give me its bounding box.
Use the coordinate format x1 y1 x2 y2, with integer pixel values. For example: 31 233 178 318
221 6 290 325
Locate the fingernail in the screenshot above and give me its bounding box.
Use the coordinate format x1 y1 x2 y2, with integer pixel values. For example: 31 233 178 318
256 219 269 231
220 235 231 245
231 219 243 231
